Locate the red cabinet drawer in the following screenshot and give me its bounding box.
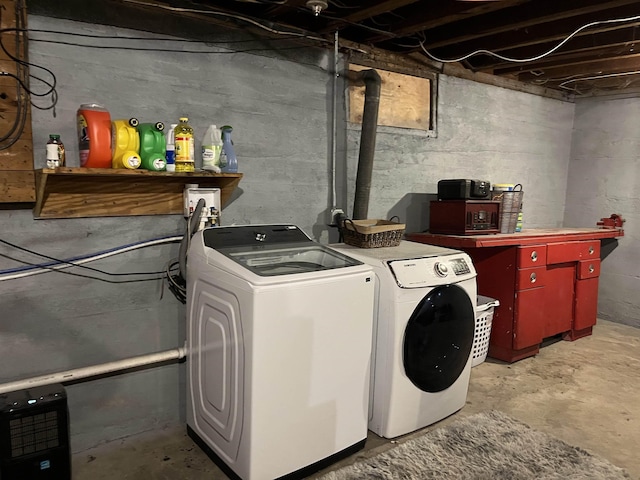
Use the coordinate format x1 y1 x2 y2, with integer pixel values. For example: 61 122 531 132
577 259 600 279
515 266 546 290
547 241 600 264
517 245 547 268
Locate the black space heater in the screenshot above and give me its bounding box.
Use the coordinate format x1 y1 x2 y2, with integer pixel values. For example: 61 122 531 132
0 384 71 480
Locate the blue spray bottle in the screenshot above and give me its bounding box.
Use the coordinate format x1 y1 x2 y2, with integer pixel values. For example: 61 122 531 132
220 125 238 173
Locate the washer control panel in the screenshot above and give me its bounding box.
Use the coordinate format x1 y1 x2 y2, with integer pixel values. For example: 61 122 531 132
388 255 475 288
450 258 471 275
434 262 449 277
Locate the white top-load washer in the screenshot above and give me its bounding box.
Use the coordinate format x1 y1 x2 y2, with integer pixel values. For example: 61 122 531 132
186 225 375 480
332 240 477 439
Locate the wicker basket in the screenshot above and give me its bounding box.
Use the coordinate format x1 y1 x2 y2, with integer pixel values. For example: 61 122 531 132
340 218 405 248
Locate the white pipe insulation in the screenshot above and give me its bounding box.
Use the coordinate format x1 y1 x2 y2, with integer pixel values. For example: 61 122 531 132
0 345 187 394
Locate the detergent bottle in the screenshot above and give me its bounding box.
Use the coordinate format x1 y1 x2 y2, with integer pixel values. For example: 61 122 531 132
78 103 112 168
165 124 177 172
201 124 222 172
138 122 167 171
220 125 238 173
111 118 141 169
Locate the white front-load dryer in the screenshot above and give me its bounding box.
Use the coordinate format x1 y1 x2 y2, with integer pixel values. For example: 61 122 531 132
332 240 477 439
186 225 375 480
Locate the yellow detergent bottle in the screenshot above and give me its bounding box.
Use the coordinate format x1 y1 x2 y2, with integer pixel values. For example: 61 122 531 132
112 118 141 169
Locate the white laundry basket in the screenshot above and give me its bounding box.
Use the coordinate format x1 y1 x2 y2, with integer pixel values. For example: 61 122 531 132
472 295 500 367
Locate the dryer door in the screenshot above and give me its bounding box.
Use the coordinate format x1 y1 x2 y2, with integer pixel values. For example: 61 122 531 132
403 284 475 392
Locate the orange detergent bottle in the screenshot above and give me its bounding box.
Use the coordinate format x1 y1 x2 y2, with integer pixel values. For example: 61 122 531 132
77 104 112 168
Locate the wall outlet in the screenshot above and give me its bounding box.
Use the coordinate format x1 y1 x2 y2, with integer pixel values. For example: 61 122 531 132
330 208 345 226
184 187 221 222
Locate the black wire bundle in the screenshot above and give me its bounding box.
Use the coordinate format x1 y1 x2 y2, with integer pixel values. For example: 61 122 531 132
0 237 176 284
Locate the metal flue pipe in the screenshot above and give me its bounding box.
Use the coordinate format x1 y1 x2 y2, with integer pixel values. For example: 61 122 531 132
349 69 381 220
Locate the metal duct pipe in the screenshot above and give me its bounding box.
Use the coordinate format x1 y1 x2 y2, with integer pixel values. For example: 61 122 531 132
350 69 381 220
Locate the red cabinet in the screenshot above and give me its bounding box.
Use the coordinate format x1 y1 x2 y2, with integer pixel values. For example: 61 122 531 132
406 228 623 362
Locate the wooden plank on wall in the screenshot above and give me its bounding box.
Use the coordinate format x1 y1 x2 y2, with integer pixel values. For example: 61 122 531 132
0 0 35 203
0 169 35 202
348 64 432 131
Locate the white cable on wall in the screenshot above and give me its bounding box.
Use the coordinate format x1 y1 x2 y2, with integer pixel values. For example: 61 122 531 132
420 14 640 64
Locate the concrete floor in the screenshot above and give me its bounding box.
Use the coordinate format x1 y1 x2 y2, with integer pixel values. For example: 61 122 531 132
72 319 640 479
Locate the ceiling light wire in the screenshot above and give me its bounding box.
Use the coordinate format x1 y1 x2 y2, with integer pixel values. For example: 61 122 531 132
419 14 640 64
123 0 330 44
558 70 640 90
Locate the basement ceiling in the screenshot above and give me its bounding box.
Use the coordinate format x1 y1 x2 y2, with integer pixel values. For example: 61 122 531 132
135 0 640 97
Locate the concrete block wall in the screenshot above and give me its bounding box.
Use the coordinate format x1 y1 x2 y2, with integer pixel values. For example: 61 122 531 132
348 76 575 232
0 14 575 451
565 96 640 328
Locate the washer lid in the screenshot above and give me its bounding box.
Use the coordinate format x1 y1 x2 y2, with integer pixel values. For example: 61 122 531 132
203 224 312 249
202 225 364 276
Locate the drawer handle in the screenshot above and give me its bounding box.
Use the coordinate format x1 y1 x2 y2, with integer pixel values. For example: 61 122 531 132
530 272 537 283
531 251 538 262
589 246 595 255
589 264 595 273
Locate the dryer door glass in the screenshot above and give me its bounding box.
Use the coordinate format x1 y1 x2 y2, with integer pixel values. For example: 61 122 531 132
403 284 475 392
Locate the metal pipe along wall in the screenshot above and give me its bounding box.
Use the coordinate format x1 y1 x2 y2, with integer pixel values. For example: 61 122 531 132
0 345 187 394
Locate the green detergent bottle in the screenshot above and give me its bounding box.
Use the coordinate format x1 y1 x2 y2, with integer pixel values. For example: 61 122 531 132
137 122 167 171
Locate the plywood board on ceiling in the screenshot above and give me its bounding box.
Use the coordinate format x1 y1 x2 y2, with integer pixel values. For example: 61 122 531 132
348 64 431 131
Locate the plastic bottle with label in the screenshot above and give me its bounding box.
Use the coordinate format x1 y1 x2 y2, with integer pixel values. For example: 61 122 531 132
201 124 223 172
220 125 238 173
46 135 65 168
174 117 195 172
111 118 141 169
165 124 177 172
77 103 112 168
138 122 166 171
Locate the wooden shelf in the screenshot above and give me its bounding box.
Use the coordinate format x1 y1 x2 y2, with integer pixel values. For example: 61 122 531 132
33 168 243 219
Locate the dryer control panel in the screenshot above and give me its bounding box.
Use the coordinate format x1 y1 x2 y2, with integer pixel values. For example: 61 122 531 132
388 255 475 288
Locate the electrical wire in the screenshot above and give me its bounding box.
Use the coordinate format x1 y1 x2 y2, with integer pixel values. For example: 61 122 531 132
165 259 186 304
0 237 179 276
28 38 318 55
24 28 305 44
559 70 640 91
419 14 640 64
328 0 361 9
0 253 165 284
122 0 331 44
0 0 31 149
0 236 182 281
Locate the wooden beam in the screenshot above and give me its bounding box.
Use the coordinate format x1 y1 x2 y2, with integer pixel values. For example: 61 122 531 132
473 26 640 71
417 0 639 51
321 0 420 33
517 55 640 82
364 0 528 43
442 63 572 102
491 44 639 77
